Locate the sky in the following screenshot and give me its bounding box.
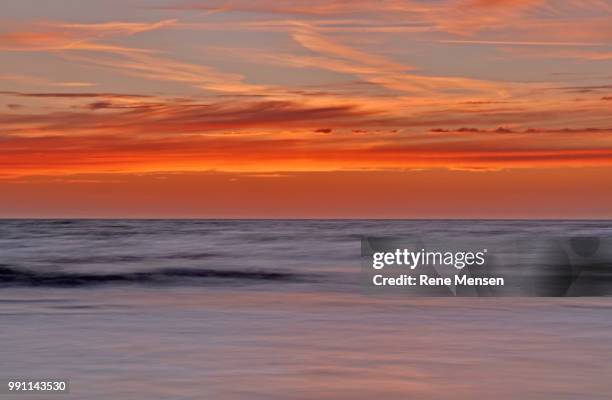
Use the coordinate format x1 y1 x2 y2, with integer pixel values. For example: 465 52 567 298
0 0 611 218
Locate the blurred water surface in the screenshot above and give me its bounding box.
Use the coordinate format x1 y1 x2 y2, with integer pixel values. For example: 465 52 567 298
1 220 612 399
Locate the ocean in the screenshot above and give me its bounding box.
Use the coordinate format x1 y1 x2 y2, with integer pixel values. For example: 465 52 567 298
1 220 612 399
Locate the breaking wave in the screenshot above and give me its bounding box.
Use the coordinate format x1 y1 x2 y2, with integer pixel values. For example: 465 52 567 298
0 265 306 287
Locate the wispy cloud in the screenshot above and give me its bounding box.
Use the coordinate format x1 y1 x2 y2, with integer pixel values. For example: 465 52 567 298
0 1 611 179
288 25 510 98
0 73 95 87
440 39 605 46
0 19 175 53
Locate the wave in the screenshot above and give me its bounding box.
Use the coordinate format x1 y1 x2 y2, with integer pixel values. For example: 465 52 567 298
0 265 305 288
44 252 218 265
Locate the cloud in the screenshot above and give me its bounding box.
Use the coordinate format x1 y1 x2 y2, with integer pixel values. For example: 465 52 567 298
0 73 95 87
554 85 612 94
291 26 409 72
0 91 151 99
86 101 115 110
2 90 609 141
157 0 402 17
1 92 611 178
0 98 376 137
431 127 612 134
499 47 612 60
440 39 604 46
1 2 611 180
0 18 266 96
158 0 612 42
2 124 612 179
54 19 177 35
287 25 508 97
0 30 150 54
61 50 273 95
159 0 608 39
0 19 175 53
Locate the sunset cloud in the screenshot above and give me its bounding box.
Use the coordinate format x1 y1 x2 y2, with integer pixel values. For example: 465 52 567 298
2 126 612 179
0 91 151 99
0 19 174 53
0 0 611 217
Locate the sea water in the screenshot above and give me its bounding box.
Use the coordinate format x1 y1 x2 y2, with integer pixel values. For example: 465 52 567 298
1 220 611 399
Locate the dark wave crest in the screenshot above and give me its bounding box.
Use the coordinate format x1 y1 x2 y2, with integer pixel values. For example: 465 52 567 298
0 265 304 287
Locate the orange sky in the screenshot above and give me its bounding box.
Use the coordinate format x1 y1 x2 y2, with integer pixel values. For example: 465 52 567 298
1 0 611 217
